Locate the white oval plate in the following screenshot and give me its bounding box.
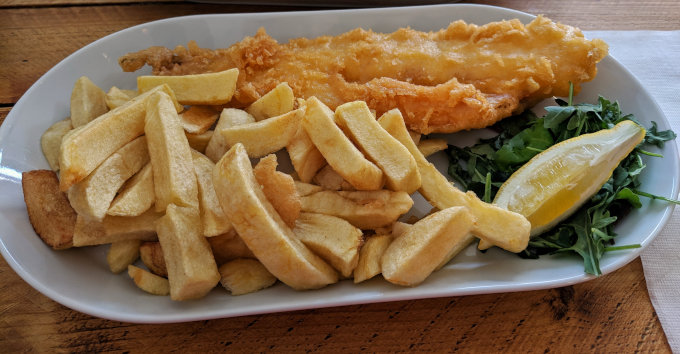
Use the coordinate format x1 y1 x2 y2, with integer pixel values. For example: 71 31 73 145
1 4 677 323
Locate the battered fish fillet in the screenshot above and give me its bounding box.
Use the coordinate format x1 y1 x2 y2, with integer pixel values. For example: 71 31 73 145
119 16 608 134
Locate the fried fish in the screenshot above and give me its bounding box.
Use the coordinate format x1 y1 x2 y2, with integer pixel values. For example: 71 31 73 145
119 16 608 134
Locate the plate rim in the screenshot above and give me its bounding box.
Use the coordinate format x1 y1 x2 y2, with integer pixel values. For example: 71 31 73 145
1 3 678 323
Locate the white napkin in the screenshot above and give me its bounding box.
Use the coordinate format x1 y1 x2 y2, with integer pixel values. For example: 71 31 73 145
586 30 680 350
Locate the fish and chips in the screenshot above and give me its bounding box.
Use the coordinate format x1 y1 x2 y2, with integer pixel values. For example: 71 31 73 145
20 15 609 300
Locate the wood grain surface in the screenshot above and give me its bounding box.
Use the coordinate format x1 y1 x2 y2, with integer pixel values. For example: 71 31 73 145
1 1 677 352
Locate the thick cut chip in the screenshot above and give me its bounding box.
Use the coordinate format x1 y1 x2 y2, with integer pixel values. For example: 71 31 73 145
435 223 476 271
138 68 238 105
145 91 199 212
186 130 213 153
381 206 475 287
107 162 155 217
390 221 413 238
128 265 170 296
313 165 352 191
220 106 304 158
409 130 422 145
140 241 168 277
353 233 393 283
468 194 532 252
253 154 301 228
219 258 277 295
300 189 413 230
72 209 161 247
59 84 181 191
70 76 108 128
68 136 149 221
295 181 324 197
335 101 420 193
246 82 295 121
205 108 255 162
105 86 137 110
41 118 72 171
21 170 76 250
286 125 326 183
107 239 141 274
378 109 530 253
208 232 255 265
302 97 383 190
191 150 232 237
155 204 220 301
180 105 219 134
418 139 448 157
293 213 363 278
213 143 338 290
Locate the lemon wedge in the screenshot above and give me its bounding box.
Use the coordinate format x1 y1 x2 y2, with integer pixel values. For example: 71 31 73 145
493 120 646 237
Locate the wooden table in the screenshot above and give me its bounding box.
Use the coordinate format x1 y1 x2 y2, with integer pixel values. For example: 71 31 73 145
1 1 678 352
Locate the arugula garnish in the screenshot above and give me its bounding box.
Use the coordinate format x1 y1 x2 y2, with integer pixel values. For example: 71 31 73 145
446 85 677 275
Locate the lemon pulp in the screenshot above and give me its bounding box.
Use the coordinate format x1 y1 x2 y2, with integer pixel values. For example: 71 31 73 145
494 120 646 236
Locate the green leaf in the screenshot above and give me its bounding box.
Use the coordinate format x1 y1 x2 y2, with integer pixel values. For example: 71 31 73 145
446 92 678 276
483 172 492 203
645 121 677 147
563 211 601 275
627 155 646 177
494 119 554 169
470 143 497 160
615 188 642 208
591 212 617 229
543 106 575 130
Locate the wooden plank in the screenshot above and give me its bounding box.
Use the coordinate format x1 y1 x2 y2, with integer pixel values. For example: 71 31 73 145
0 0 179 6
0 255 668 352
478 0 680 30
2 0 447 7
0 107 8 126
3 0 672 28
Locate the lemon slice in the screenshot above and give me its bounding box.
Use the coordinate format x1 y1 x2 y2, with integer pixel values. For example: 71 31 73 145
493 120 646 237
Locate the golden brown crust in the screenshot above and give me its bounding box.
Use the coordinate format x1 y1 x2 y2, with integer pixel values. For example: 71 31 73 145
139 241 168 278
207 232 255 266
119 16 608 134
253 154 301 228
21 170 76 250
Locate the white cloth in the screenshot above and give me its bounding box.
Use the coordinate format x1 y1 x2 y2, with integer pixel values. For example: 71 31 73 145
586 30 680 351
